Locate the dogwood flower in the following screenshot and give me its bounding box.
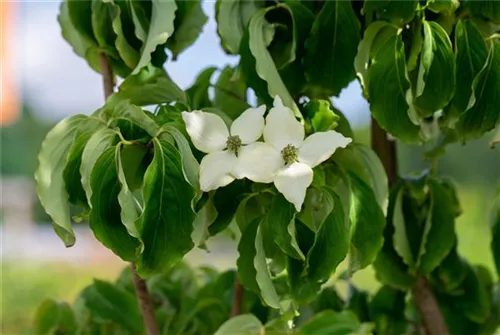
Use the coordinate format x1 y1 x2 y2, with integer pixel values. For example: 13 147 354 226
182 106 266 192
238 96 352 211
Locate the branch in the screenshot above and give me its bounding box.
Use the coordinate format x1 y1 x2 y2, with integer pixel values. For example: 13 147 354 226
230 277 245 317
98 52 160 335
370 117 449 335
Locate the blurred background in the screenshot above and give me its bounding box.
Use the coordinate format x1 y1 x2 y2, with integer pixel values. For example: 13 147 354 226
1 1 499 334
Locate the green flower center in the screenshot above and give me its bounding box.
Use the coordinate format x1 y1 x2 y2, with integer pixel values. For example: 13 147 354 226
226 135 242 154
281 144 298 165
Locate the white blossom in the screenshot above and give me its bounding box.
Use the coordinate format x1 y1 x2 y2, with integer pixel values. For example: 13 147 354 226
238 96 352 211
182 106 266 192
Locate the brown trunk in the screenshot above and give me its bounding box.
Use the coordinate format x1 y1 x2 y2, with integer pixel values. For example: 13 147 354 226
230 277 245 317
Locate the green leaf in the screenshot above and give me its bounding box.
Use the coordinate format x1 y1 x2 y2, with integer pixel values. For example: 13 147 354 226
237 217 261 295
58 1 100 73
114 66 187 106
34 299 77 335
80 127 118 204
235 193 263 233
107 100 161 137
132 0 177 74
465 0 500 24
348 172 386 273
368 286 407 335
303 99 340 133
128 0 150 42
166 0 207 59
298 310 361 335
137 139 194 276
304 1 361 96
363 0 418 25
445 20 488 123
413 21 456 117
186 67 217 109
427 0 460 15
456 40 500 140
298 187 334 232
305 188 349 283
116 144 145 239
63 132 93 208
244 7 299 116
91 0 119 59
81 280 143 334
213 66 251 120
89 147 141 261
215 0 264 54
432 245 467 294
266 194 305 261
110 0 140 69
417 179 456 274
209 180 249 236
35 115 102 247
255 225 281 309
214 314 263 335
391 188 415 269
455 264 492 323
367 34 421 143
490 192 500 278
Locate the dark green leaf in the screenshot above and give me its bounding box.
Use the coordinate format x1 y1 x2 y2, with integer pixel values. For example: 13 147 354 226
213 66 251 120
267 194 305 261
298 310 361 335
303 99 340 133
63 132 93 208
186 67 217 109
456 40 500 140
392 187 415 269
137 138 195 276
298 187 334 232
369 286 408 335
110 0 140 69
465 0 500 24
427 0 460 15
237 217 261 295
215 0 264 54
363 0 418 25
491 192 500 278
413 21 456 117
166 0 207 59
81 280 143 334
35 115 103 247
432 245 467 294
133 0 177 74
367 34 421 143
34 299 77 335
304 1 361 96
209 179 248 236
214 314 263 335
455 264 492 322
254 224 281 309
107 100 160 137
114 66 187 106
91 0 119 59
89 147 141 261
348 172 386 273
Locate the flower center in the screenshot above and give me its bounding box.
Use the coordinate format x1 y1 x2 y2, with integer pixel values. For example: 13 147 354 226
226 135 242 154
281 144 298 165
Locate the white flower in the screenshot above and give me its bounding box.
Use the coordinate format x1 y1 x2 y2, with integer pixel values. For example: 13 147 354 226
182 106 266 192
238 96 352 211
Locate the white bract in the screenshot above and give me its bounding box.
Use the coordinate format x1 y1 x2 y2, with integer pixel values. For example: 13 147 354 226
239 96 352 211
182 106 266 192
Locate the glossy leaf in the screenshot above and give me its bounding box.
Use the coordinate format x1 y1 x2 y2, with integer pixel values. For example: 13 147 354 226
363 0 418 25
166 0 207 59
267 194 305 261
303 99 340 133
348 172 386 273
304 0 360 96
89 147 141 261
107 100 160 137
209 180 248 236
214 314 263 335
427 0 460 14
138 139 195 276
91 0 119 59
298 187 334 232
213 66 250 120
132 0 177 74
63 132 93 208
35 115 102 247
114 66 187 106
298 310 361 335
413 21 456 117
457 40 500 140
34 299 77 335
367 34 421 143
215 0 264 54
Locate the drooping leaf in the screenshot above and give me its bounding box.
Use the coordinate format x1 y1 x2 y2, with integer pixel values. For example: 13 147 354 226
213 66 251 120
113 66 187 106
413 21 456 117
368 286 408 335
391 188 415 269
110 0 140 69
254 225 281 309
63 132 93 208
363 0 418 25
491 192 500 278
456 40 500 140
128 0 150 42
348 172 386 273
427 0 460 15
89 147 141 261
186 67 217 110
465 0 500 24
432 245 467 294
298 310 361 335
35 115 102 247
106 100 161 137
367 34 421 143
215 0 264 54
304 0 361 96
237 217 261 295
214 314 263 335
137 138 195 276
455 264 492 323
209 179 249 236
298 187 334 232
132 0 177 74
34 299 77 335
266 194 305 261
303 99 340 133
81 280 143 334
166 0 207 59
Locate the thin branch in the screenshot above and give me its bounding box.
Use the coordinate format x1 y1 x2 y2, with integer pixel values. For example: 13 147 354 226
230 277 245 317
370 117 449 335
98 52 160 335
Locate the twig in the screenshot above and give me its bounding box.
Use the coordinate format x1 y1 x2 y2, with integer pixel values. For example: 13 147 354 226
370 117 449 335
230 277 245 317
98 52 160 335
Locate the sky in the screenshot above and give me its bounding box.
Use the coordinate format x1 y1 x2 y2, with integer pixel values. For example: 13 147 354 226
16 1 370 126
